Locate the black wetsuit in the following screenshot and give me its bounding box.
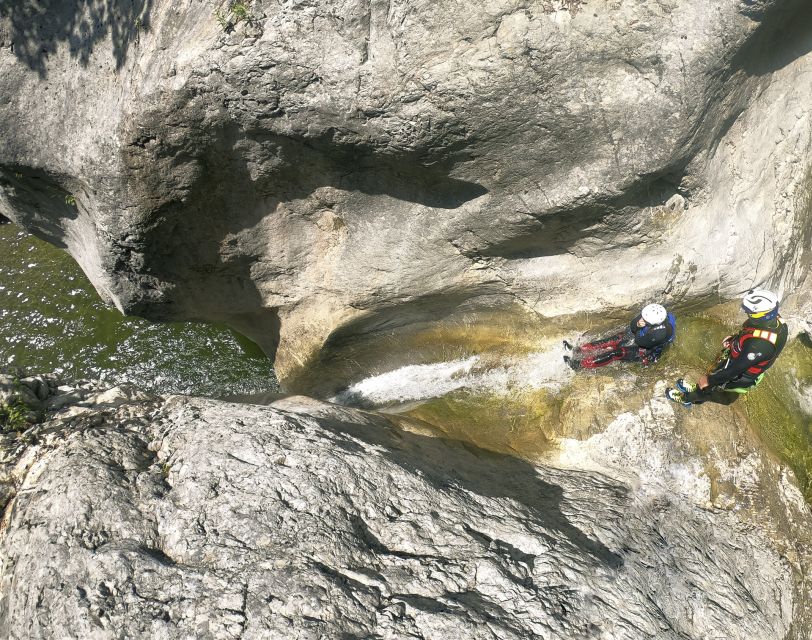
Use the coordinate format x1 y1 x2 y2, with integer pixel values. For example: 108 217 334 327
577 313 675 368
683 315 788 405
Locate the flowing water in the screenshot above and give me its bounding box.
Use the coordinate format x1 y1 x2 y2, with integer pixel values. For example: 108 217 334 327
329 306 812 501
3 220 811 501
0 223 277 396
332 348 573 406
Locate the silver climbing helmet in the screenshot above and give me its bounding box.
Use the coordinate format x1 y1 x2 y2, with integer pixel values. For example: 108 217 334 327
741 289 779 319
641 303 667 325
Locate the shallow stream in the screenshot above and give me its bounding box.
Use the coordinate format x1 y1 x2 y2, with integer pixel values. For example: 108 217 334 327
0 223 276 396
328 304 812 502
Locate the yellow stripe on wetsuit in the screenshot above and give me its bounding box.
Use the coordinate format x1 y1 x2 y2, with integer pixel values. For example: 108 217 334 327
751 329 777 344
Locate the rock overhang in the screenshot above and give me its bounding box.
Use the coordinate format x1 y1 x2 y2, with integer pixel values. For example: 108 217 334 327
0 0 811 386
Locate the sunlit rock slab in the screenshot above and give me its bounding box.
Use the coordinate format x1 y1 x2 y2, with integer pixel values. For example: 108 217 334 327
1 392 809 638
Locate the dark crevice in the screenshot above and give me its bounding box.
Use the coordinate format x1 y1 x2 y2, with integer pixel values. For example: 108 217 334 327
445 590 530 635
461 523 537 574
307 132 489 209
391 594 460 615
138 545 176 567
310 560 383 597
732 0 812 76
347 514 441 561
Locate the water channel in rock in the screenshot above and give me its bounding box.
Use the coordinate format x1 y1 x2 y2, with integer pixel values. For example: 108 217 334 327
0 222 277 396
3 219 811 501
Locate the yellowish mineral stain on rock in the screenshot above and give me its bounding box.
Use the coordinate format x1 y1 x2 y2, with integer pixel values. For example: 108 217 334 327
383 303 812 504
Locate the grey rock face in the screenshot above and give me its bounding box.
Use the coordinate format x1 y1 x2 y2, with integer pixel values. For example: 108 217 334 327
1 393 809 639
1 1 812 383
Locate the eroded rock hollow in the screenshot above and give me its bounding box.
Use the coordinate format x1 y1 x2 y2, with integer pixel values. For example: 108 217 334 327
1 0 811 385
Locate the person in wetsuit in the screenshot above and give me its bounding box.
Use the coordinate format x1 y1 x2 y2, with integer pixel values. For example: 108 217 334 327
564 303 676 370
666 289 788 406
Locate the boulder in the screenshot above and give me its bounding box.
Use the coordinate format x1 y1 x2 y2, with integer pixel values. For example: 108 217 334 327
0 392 810 638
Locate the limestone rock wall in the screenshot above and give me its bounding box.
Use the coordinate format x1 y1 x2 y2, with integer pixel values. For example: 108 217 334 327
1 392 810 639
0 0 811 383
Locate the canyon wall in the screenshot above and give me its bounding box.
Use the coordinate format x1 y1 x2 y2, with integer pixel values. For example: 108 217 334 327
1 0 811 385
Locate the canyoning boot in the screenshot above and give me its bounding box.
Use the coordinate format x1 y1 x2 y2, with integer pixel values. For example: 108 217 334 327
675 378 696 394
665 387 692 407
563 340 574 351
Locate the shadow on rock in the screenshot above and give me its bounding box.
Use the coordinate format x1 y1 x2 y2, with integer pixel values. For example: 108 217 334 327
0 0 153 77
476 171 686 260
117 115 488 356
0 167 80 246
273 399 626 569
733 0 812 76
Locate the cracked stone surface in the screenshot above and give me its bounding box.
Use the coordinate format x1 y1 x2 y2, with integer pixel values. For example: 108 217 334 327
1 1 811 386
1 392 810 639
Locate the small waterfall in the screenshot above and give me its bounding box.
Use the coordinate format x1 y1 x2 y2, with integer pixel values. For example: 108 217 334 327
332 345 574 407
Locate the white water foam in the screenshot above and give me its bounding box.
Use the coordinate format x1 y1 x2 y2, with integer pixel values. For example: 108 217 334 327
332 347 722 509
332 345 574 406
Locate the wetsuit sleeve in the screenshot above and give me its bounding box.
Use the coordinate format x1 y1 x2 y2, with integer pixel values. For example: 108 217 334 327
707 338 774 386
633 325 668 349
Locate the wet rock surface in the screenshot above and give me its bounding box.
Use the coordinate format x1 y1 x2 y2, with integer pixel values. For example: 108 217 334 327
1 1 811 385
1 391 810 639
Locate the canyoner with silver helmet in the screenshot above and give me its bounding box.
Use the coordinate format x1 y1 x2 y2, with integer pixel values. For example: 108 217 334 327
563 303 676 370
666 289 787 407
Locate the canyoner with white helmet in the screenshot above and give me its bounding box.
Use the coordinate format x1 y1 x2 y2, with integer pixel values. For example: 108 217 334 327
563 303 676 370
666 289 787 407
741 289 780 320
641 303 668 325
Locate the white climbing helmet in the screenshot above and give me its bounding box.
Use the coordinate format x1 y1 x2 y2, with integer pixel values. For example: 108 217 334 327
641 303 667 325
741 289 779 318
